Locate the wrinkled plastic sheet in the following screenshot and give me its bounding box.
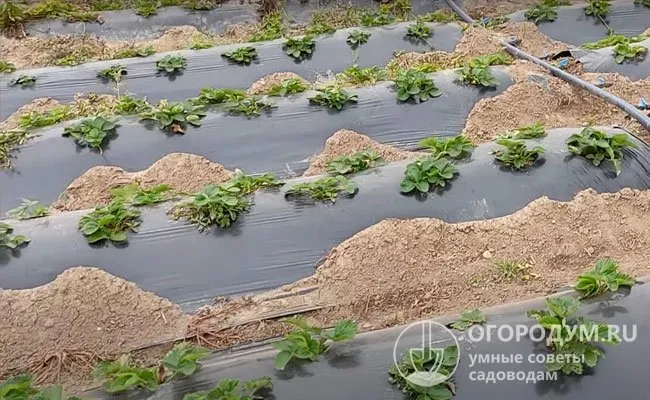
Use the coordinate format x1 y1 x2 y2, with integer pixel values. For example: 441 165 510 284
0 68 512 215
3 128 650 310
570 38 650 81
83 284 650 399
508 2 650 47
24 4 257 40
0 22 462 120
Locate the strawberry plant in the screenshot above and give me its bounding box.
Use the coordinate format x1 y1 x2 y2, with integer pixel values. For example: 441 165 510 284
183 377 272 400
496 122 546 139
309 86 358 110
221 46 258 65
111 183 171 206
305 11 336 35
420 10 458 23
174 183 251 231
346 30 371 48
94 355 159 393
476 51 513 66
337 64 387 86
228 169 283 194
0 1 24 29
524 3 558 23
8 75 36 87
140 100 206 133
273 317 357 370
565 126 636 176
0 59 16 73
7 199 48 220
285 175 358 202
113 46 155 59
189 35 213 50
585 0 611 17
223 96 275 117
116 95 151 115
248 11 283 42
456 57 499 87
62 116 117 153
79 200 141 244
196 87 246 105
184 0 218 10
283 36 315 61
492 139 545 170
418 135 475 160
389 345 458 400
360 10 395 27
613 42 647 63
575 259 634 299
97 64 127 83
135 0 157 17
326 150 382 175
450 309 485 331
267 78 308 96
19 106 71 129
161 342 210 379
0 375 80 400
1 130 33 168
406 19 431 41
400 157 457 194
583 34 646 50
156 54 187 74
0 222 30 250
527 296 620 375
394 69 442 103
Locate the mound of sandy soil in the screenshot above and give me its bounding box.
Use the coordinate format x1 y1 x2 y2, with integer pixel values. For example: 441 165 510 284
52 153 233 211
302 129 425 176
465 0 556 18
0 267 187 389
247 72 311 96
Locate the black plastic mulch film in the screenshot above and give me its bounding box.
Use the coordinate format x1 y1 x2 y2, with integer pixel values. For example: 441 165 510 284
3 128 650 311
0 22 462 120
83 285 650 400
0 68 513 216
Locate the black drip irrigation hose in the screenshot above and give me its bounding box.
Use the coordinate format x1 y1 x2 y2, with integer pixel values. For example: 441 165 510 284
442 0 650 131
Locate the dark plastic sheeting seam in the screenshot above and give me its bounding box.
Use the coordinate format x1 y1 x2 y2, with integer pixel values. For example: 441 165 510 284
570 38 650 81
508 1 650 47
24 4 257 40
82 285 650 399
2 128 650 311
0 68 512 215
0 22 462 120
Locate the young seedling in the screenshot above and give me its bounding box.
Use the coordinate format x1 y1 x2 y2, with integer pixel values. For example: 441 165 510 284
111 183 171 206
346 30 371 49
0 130 33 168
0 222 30 250
389 345 458 400
116 95 151 115
305 11 336 35
79 200 141 244
267 78 309 96
0 59 16 73
114 46 156 59
6 199 48 220
309 86 358 110
394 69 442 103
273 317 357 370
161 342 210 380
400 157 457 194
360 10 395 27
283 36 315 61
8 75 36 87
183 377 272 400
492 139 545 170
174 183 251 231
140 100 206 133
285 175 358 203
476 51 513 66
62 116 117 153
494 260 537 281
565 126 636 176
221 46 258 65
94 355 159 393
450 309 486 331
613 42 647 63
337 65 387 86
583 34 647 50
156 55 187 74
419 10 458 23
19 106 71 129
189 35 213 50
248 11 283 42
196 88 246 105
585 0 611 17
406 19 431 41
227 169 284 195
135 0 158 17
524 3 558 23
456 57 499 87
97 64 127 83
527 296 620 375
496 122 546 139
325 150 382 175
418 135 476 160
223 96 275 117
575 259 634 299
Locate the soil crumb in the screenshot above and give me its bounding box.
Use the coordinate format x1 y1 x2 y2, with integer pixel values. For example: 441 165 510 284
191 188 650 350
53 153 233 211
302 129 425 176
247 72 310 96
0 267 187 390
464 66 650 142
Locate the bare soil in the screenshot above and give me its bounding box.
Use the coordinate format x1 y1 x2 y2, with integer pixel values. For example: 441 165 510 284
302 129 425 176
247 72 310 95
463 0 564 18
52 153 233 211
0 267 187 390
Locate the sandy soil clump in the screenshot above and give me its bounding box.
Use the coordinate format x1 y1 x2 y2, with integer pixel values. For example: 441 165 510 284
247 72 310 95
52 153 233 211
302 129 425 176
0 267 187 389
0 35 112 69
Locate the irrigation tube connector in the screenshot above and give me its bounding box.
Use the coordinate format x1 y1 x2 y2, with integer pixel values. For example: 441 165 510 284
441 0 650 131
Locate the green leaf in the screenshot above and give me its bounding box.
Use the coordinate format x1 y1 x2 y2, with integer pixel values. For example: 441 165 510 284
324 320 357 342
275 350 293 370
406 371 449 388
